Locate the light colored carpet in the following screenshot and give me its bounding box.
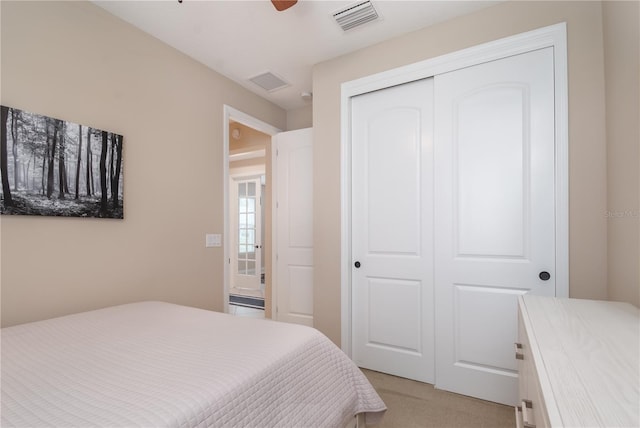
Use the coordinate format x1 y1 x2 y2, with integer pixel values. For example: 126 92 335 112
362 369 515 428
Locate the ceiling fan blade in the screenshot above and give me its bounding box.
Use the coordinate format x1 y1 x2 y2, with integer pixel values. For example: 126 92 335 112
271 0 297 12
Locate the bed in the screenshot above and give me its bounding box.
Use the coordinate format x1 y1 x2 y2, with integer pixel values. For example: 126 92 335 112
1 301 386 427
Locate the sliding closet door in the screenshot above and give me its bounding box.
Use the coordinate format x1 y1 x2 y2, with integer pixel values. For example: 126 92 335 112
351 78 435 383
434 47 556 405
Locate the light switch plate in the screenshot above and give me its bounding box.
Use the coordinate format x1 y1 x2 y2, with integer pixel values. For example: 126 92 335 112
205 233 222 247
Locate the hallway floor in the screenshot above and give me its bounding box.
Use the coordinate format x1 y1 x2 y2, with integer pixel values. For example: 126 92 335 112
229 305 265 319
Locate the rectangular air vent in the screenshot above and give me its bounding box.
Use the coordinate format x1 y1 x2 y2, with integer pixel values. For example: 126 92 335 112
248 71 289 92
333 0 379 32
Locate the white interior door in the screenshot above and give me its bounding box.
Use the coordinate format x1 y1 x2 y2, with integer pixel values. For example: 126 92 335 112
351 78 435 383
434 47 556 405
231 176 262 291
274 128 313 326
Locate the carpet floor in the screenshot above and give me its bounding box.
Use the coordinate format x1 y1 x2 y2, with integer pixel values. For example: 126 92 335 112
362 369 515 428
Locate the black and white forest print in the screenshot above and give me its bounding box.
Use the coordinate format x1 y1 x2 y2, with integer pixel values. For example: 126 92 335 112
0 106 123 218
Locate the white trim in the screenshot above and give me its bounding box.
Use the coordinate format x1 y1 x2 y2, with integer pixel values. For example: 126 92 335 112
270 134 279 320
340 97 353 355
229 165 266 179
552 27 570 301
222 105 281 314
229 149 266 162
340 23 569 355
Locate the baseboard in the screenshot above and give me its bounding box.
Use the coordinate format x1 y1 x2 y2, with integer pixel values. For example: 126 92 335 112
229 294 265 309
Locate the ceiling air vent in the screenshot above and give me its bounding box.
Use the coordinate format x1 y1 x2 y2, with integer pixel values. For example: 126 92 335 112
248 71 289 92
333 0 379 32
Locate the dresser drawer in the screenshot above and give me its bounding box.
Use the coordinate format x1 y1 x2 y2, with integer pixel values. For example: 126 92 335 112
516 309 549 428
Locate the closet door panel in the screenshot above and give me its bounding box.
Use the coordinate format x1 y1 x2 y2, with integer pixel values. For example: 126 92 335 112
351 78 435 383
434 47 556 405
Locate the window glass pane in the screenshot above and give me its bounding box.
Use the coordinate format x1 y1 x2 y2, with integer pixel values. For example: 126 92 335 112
247 213 255 228
246 229 255 246
239 197 247 213
248 182 256 196
238 244 247 258
239 229 246 245
239 213 247 228
248 198 255 213
238 182 246 196
247 261 256 275
238 260 246 275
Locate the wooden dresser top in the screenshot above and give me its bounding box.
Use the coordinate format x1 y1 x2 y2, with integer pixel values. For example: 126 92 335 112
519 295 639 427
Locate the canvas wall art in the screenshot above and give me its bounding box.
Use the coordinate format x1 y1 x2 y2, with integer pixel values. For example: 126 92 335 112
0 106 123 219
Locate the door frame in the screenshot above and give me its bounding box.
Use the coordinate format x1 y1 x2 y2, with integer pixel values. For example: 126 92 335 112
223 105 281 314
339 23 569 355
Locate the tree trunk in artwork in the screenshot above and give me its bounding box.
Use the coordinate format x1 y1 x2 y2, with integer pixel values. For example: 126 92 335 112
41 131 47 196
33 152 37 192
10 108 20 191
109 133 115 201
75 124 82 199
1 105 13 206
58 120 66 199
63 126 69 194
47 119 57 199
112 134 123 209
86 127 92 197
99 130 108 215
24 157 31 192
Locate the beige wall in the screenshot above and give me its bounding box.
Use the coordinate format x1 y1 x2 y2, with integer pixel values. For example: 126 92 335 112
313 1 611 345
286 104 313 131
603 0 640 307
0 1 286 327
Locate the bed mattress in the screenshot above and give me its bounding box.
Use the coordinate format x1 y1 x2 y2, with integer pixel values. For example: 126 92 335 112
1 301 385 427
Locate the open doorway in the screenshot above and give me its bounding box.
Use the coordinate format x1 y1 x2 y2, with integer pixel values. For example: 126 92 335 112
223 106 280 319
228 122 267 316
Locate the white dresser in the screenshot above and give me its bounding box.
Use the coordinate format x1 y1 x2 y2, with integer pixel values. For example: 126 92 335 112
516 295 639 427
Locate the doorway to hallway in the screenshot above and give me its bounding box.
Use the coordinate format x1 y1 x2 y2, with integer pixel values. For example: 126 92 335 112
223 107 280 319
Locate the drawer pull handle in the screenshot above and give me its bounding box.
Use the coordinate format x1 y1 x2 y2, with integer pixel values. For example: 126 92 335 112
515 406 524 428
522 399 535 428
515 343 524 360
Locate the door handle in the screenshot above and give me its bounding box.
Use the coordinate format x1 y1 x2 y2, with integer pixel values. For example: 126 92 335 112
354 261 361 268
539 271 551 281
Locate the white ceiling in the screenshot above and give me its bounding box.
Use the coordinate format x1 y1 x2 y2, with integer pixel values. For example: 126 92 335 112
93 0 500 111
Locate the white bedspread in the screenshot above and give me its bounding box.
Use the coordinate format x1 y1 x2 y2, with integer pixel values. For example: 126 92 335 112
1 301 386 427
